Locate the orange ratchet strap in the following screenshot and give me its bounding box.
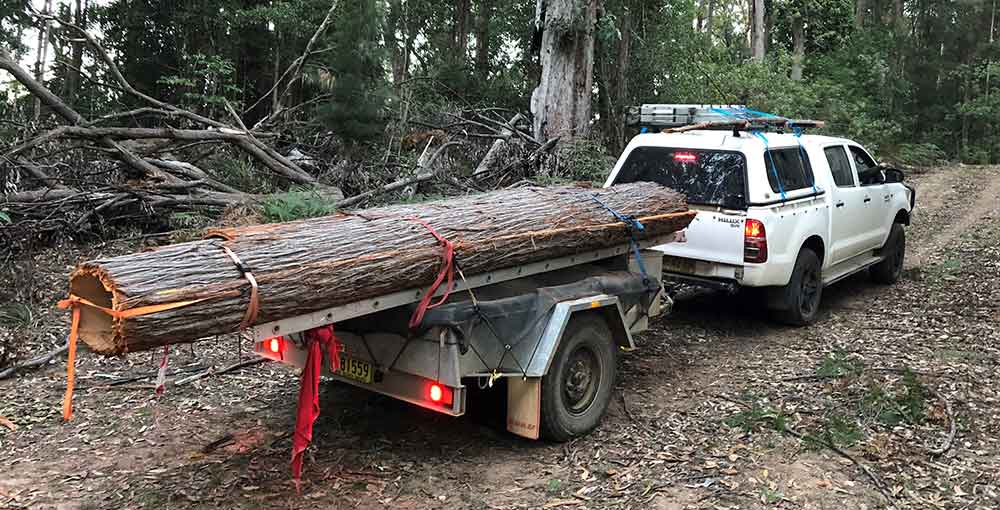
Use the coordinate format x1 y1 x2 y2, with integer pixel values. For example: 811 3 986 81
56 295 209 422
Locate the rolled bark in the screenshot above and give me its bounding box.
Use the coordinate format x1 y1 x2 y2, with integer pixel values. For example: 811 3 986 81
69 183 696 355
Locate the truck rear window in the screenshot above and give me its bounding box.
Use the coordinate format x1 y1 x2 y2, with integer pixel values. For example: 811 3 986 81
612 147 747 209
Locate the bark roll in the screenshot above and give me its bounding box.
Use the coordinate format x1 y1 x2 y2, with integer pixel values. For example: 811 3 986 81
69 182 696 354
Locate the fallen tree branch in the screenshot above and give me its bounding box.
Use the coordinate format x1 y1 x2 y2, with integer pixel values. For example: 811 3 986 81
718 394 899 510
249 0 341 126
0 340 69 379
174 358 268 386
337 141 462 208
928 387 956 456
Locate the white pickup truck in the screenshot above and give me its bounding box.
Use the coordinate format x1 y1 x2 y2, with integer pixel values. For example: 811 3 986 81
605 105 915 325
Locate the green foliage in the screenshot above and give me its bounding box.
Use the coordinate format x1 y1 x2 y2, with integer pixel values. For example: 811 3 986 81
894 143 948 166
157 54 243 118
0 303 33 328
860 370 927 426
261 190 337 223
321 0 389 142
816 349 864 378
553 139 615 184
214 157 279 194
545 479 562 494
810 414 863 448
724 396 790 434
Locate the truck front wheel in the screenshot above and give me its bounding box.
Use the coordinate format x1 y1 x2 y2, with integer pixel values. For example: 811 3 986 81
870 223 905 284
540 314 617 442
772 248 823 326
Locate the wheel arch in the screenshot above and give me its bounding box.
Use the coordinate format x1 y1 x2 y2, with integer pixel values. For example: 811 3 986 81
525 297 632 378
894 209 910 226
801 234 826 266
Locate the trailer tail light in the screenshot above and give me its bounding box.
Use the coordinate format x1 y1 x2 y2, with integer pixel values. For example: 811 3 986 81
267 337 283 354
427 383 453 406
744 219 768 263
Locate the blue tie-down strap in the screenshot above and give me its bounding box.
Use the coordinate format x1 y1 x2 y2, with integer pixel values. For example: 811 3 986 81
590 195 649 278
793 126 819 194
737 107 783 119
753 131 787 202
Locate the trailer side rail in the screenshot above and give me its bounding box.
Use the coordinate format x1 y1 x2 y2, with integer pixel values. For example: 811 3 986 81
249 232 682 343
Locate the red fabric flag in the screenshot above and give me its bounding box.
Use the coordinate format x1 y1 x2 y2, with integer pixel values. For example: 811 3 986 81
290 325 340 491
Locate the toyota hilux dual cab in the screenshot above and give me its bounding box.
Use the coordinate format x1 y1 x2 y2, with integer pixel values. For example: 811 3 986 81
605 105 915 325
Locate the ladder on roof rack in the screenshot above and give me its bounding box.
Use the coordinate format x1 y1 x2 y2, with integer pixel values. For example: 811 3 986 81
626 104 825 133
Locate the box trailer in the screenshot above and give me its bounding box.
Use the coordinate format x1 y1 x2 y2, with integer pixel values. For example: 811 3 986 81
252 232 683 440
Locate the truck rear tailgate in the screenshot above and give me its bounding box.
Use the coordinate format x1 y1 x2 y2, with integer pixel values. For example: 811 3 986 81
653 206 746 266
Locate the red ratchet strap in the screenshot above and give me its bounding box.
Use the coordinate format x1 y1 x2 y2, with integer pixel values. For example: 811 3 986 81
220 245 260 330
291 325 341 492
405 217 455 330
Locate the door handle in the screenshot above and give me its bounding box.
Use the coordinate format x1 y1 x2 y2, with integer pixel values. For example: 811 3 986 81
863 197 872 203
835 201 845 208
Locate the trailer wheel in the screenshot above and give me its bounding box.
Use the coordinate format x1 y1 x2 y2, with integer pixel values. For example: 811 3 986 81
540 313 616 442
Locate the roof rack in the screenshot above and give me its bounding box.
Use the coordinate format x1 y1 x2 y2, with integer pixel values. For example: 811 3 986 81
626 104 825 134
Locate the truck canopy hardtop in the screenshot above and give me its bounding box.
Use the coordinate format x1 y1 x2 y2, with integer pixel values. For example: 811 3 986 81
607 130 853 209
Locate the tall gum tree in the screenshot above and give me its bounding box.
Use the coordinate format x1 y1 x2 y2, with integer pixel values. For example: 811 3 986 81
530 0 600 142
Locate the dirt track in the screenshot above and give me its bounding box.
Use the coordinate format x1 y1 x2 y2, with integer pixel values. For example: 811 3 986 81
2 165 999 509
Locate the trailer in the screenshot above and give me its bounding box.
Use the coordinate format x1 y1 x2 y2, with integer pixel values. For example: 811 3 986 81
252 231 684 441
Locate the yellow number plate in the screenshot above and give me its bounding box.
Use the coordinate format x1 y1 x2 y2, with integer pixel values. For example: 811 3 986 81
336 356 374 384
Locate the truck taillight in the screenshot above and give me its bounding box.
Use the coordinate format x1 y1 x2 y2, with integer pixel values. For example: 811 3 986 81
744 219 767 263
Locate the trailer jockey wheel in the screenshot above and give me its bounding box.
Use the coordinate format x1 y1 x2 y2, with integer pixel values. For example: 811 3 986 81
540 313 617 442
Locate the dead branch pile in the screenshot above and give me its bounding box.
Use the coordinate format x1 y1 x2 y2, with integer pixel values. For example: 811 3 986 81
69 182 695 354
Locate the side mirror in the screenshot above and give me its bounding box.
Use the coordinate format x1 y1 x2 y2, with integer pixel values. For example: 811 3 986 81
883 168 905 183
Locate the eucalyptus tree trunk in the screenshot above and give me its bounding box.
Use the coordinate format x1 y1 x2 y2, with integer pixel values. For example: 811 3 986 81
32 0 53 121
475 0 493 78
453 0 471 57
856 0 868 28
705 0 715 42
791 14 804 81
531 0 600 142
751 0 765 61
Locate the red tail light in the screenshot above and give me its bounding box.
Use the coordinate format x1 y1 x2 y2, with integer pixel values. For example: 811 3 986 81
673 152 697 162
427 383 453 406
267 337 283 354
744 219 767 263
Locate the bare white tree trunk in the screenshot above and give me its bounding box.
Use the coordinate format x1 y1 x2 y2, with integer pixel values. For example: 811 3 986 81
751 0 766 61
791 14 804 80
32 0 54 121
531 0 600 142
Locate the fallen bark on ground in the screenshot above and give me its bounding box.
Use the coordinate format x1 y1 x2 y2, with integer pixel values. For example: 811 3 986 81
68 182 695 354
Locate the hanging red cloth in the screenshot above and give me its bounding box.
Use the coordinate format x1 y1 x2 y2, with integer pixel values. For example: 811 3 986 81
290 325 341 491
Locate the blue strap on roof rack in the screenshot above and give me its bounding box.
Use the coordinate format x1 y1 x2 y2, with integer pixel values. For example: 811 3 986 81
752 131 787 202
736 107 781 119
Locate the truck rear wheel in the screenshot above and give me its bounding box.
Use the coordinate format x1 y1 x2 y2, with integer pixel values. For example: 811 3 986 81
871 223 905 284
772 248 823 326
540 314 616 442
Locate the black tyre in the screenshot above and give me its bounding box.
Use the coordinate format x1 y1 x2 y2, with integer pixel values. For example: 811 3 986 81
540 313 616 442
871 223 905 284
772 248 823 326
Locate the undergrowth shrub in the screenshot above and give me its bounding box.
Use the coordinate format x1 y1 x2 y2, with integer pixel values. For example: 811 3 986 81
893 143 947 166
549 139 615 184
261 190 337 223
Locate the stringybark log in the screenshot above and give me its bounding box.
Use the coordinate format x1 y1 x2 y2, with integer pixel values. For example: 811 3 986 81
69 183 695 355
